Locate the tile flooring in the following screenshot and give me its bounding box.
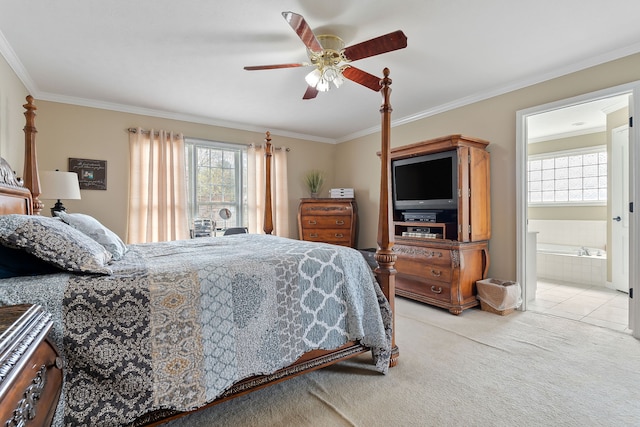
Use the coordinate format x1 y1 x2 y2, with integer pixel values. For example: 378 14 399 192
527 279 631 333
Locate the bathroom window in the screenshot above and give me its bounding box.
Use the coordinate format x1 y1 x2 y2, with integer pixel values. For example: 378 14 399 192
528 146 607 206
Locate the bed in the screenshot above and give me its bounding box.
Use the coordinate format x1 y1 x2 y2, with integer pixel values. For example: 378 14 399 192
0 69 398 426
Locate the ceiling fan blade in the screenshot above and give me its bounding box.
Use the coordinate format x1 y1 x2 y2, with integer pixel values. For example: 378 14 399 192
244 63 307 71
343 30 407 62
342 67 382 92
282 11 323 53
302 85 319 100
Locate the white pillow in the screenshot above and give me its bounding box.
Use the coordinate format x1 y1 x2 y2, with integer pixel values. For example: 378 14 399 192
55 211 128 260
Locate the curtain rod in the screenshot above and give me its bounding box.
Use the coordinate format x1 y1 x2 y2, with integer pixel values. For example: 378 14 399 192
127 128 181 136
128 128 290 151
249 143 290 152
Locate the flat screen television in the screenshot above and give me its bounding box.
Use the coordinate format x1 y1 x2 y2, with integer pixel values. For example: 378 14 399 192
392 150 458 211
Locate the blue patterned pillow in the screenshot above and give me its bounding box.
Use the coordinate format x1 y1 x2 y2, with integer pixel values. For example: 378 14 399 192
0 214 112 274
54 211 128 260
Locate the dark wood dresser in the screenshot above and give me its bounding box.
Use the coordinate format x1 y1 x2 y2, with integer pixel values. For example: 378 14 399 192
0 304 63 427
297 198 358 247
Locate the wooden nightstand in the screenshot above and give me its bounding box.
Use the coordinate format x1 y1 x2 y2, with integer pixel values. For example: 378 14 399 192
0 304 63 427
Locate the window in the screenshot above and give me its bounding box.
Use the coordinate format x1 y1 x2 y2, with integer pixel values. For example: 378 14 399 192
185 138 247 228
528 146 607 206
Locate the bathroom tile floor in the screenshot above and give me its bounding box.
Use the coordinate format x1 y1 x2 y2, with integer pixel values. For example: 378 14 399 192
528 279 631 333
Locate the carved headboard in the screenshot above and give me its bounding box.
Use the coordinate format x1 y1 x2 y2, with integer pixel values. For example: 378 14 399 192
0 157 32 215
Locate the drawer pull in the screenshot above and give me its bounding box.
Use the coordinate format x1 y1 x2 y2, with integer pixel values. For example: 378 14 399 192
334 233 344 238
429 251 443 258
309 233 318 238
307 220 317 225
335 220 345 225
430 269 442 277
430 286 443 294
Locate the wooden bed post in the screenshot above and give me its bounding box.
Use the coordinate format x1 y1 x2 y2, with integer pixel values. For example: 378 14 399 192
375 68 399 367
22 96 43 215
263 131 274 235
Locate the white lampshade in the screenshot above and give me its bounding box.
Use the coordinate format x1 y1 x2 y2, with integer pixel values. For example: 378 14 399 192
305 69 321 87
332 72 344 89
40 170 81 201
316 78 330 92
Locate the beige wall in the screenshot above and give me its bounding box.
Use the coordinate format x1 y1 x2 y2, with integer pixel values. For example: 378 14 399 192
334 52 640 282
32 101 338 240
528 132 605 156
0 54 29 169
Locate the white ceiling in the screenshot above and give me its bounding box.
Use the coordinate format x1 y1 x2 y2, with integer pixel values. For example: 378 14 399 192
527 94 630 143
1 0 640 143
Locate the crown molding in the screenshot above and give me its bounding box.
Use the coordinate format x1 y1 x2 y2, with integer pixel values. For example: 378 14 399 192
36 91 338 144
338 41 640 143
0 29 37 92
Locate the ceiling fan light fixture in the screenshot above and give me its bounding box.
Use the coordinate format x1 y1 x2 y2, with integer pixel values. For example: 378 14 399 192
323 66 338 82
332 71 345 88
305 68 322 87
316 77 330 92
306 64 344 92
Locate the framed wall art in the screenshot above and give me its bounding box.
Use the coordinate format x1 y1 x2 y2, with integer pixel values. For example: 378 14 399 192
68 158 107 190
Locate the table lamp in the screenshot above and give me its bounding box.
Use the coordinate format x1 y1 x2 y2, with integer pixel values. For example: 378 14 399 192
40 170 81 216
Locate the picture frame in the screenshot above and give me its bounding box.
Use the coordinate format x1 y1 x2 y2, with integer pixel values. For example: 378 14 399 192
68 158 107 190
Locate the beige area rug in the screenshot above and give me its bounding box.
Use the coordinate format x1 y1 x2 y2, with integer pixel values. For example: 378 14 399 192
165 297 640 426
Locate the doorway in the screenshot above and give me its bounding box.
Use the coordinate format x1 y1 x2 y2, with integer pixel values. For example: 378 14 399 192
516 82 640 338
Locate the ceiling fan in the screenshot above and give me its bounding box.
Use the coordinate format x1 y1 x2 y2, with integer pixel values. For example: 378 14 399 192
244 12 407 99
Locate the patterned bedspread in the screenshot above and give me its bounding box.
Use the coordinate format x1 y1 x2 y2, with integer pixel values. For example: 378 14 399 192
0 234 391 426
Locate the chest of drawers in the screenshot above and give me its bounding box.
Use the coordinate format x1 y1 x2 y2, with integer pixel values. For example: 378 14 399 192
297 198 357 247
0 304 63 427
393 239 489 314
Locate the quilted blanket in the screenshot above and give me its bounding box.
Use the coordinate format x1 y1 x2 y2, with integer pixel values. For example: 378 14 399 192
0 234 391 426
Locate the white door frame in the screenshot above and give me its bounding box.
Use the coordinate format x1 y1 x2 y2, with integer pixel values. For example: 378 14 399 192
630 89 640 336
516 81 640 338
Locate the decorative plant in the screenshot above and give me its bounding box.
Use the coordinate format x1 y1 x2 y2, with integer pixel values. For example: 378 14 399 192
304 169 324 197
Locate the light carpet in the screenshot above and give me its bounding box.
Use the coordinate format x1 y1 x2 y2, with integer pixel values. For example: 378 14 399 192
165 297 640 426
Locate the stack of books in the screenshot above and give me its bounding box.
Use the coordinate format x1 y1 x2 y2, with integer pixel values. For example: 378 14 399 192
330 188 354 198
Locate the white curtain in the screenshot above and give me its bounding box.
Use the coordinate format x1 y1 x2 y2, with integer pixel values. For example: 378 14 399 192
247 144 289 237
127 128 190 243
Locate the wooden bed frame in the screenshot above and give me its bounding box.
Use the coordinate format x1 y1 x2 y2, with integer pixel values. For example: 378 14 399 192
0 69 398 425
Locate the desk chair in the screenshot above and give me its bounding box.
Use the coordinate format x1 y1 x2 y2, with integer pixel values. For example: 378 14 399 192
223 227 249 236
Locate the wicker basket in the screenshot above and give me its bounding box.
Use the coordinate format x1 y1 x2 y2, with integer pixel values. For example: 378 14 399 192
479 300 515 316
476 278 521 316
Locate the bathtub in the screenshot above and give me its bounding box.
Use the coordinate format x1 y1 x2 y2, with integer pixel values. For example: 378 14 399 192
536 243 607 286
537 243 606 258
